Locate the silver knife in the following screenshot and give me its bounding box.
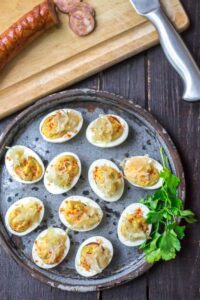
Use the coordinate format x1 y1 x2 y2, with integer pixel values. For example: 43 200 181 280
129 0 200 102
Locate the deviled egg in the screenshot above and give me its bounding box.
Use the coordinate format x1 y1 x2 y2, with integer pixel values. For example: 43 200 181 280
75 236 113 277
123 155 163 190
32 227 70 269
118 203 152 247
5 145 44 184
88 159 124 202
86 114 129 148
59 196 103 232
40 109 83 143
44 152 81 194
5 197 44 236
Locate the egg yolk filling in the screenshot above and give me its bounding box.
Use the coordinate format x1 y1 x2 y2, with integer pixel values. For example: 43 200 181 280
124 157 160 187
8 201 42 232
80 242 111 272
7 148 43 181
14 156 43 181
60 200 101 230
120 208 149 241
93 166 122 197
48 155 79 188
41 110 80 139
91 115 124 143
35 228 67 265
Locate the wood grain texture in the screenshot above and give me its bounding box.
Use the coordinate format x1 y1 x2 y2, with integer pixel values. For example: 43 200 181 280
0 247 52 300
146 0 200 298
0 0 189 119
52 289 98 300
100 54 147 108
102 276 147 300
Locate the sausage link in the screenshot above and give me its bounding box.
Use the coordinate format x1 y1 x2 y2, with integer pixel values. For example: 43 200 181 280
0 0 59 71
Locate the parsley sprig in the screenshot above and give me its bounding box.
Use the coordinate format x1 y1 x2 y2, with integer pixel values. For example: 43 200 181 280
140 149 196 263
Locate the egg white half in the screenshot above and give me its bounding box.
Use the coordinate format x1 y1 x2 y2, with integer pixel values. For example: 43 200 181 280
75 236 113 277
5 197 44 236
118 203 152 247
5 145 45 184
59 195 103 232
86 114 129 148
123 155 163 190
32 228 70 269
40 109 83 143
44 152 81 194
88 159 124 202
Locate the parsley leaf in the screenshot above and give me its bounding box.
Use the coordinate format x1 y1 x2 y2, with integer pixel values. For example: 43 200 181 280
140 148 196 263
180 210 196 223
173 225 185 239
146 211 163 224
159 230 181 261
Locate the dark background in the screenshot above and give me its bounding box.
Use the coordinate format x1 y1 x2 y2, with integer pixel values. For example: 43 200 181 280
0 0 199 299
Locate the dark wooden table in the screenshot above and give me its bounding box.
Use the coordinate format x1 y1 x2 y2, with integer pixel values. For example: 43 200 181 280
0 0 200 299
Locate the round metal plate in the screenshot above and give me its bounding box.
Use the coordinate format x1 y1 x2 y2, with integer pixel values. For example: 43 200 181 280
0 89 185 292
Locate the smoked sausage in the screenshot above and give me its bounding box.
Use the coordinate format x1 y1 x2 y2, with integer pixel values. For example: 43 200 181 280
69 10 95 36
0 0 59 71
54 0 81 14
54 0 96 36
69 2 95 16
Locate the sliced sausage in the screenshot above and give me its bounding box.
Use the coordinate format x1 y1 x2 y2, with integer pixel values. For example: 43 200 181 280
69 2 95 16
0 0 59 71
54 0 81 14
69 10 95 36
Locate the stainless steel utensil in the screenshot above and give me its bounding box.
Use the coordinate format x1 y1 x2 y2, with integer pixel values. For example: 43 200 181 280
129 0 200 102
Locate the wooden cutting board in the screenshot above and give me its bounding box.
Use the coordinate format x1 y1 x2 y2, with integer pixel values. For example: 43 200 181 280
0 0 189 120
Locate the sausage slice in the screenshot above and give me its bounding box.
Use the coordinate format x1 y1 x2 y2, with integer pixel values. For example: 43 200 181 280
69 10 95 36
69 2 95 16
54 0 81 14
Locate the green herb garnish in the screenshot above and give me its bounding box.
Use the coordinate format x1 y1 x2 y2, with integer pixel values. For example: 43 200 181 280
140 149 196 263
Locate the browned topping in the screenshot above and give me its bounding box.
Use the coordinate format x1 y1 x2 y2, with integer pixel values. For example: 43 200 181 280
91 115 124 143
121 208 149 241
93 165 122 197
41 110 80 140
124 156 160 187
61 200 101 230
8 201 41 232
47 155 79 188
14 156 43 181
80 241 111 272
35 228 67 265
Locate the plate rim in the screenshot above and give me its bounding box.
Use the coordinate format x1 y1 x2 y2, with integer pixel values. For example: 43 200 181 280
0 89 186 292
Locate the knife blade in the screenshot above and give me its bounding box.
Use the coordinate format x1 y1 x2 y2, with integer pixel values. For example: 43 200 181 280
129 0 160 16
129 0 200 102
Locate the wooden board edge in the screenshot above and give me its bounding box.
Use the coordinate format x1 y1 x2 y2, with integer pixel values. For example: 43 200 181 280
0 3 190 120
162 0 190 31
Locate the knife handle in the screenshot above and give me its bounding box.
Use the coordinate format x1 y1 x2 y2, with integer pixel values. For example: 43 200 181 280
147 7 200 102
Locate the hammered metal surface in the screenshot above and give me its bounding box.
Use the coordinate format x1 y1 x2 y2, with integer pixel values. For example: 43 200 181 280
0 90 185 292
